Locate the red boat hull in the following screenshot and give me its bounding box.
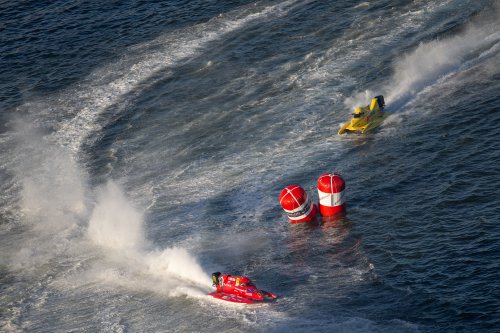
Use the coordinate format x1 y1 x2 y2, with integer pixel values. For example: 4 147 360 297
209 292 254 304
209 290 277 304
209 273 277 304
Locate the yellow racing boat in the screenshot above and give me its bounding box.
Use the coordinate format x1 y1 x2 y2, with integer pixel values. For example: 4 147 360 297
338 95 386 134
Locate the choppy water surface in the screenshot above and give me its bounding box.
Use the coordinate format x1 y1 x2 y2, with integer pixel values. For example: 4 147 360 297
1 0 499 332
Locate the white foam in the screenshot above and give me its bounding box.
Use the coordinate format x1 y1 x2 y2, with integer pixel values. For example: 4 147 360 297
287 0 453 115
41 0 299 154
85 247 213 300
340 2 500 130
354 2 370 9
384 5 500 109
343 90 377 112
80 177 213 298
11 120 88 233
144 247 212 287
5 119 213 300
88 181 145 252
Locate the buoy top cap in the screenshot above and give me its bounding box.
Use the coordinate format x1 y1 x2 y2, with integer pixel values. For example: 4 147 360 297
279 185 310 210
279 185 306 201
318 173 345 192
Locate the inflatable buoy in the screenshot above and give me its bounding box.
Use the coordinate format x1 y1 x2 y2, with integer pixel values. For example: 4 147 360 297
317 173 346 217
279 185 317 223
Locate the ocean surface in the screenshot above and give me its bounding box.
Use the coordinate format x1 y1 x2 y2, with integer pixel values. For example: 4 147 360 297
1 0 499 332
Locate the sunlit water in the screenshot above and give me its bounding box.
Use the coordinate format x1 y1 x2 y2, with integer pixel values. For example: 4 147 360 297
1 0 499 332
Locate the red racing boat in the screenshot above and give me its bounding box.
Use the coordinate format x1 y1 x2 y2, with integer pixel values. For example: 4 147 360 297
209 272 277 304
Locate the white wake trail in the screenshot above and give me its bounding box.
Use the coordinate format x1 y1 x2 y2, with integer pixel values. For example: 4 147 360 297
86 181 212 296
385 3 500 109
5 2 300 298
45 1 298 154
341 2 500 114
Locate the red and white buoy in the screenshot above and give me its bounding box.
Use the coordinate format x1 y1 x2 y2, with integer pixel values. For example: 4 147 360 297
279 185 317 223
317 173 346 217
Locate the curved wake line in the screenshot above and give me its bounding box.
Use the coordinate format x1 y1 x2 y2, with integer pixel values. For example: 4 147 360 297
283 0 466 115
385 20 500 110
87 182 212 292
37 0 298 155
5 122 212 300
341 1 500 114
2 1 302 302
82 245 214 299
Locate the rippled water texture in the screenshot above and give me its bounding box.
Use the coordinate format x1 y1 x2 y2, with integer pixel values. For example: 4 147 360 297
1 0 499 332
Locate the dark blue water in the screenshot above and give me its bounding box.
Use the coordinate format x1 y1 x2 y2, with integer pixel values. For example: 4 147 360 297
1 0 499 332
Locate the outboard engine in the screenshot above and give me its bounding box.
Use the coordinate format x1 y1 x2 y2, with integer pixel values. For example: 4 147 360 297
375 95 385 109
212 272 221 286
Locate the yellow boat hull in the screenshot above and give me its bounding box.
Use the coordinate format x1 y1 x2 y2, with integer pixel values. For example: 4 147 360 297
338 95 387 135
338 112 387 134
